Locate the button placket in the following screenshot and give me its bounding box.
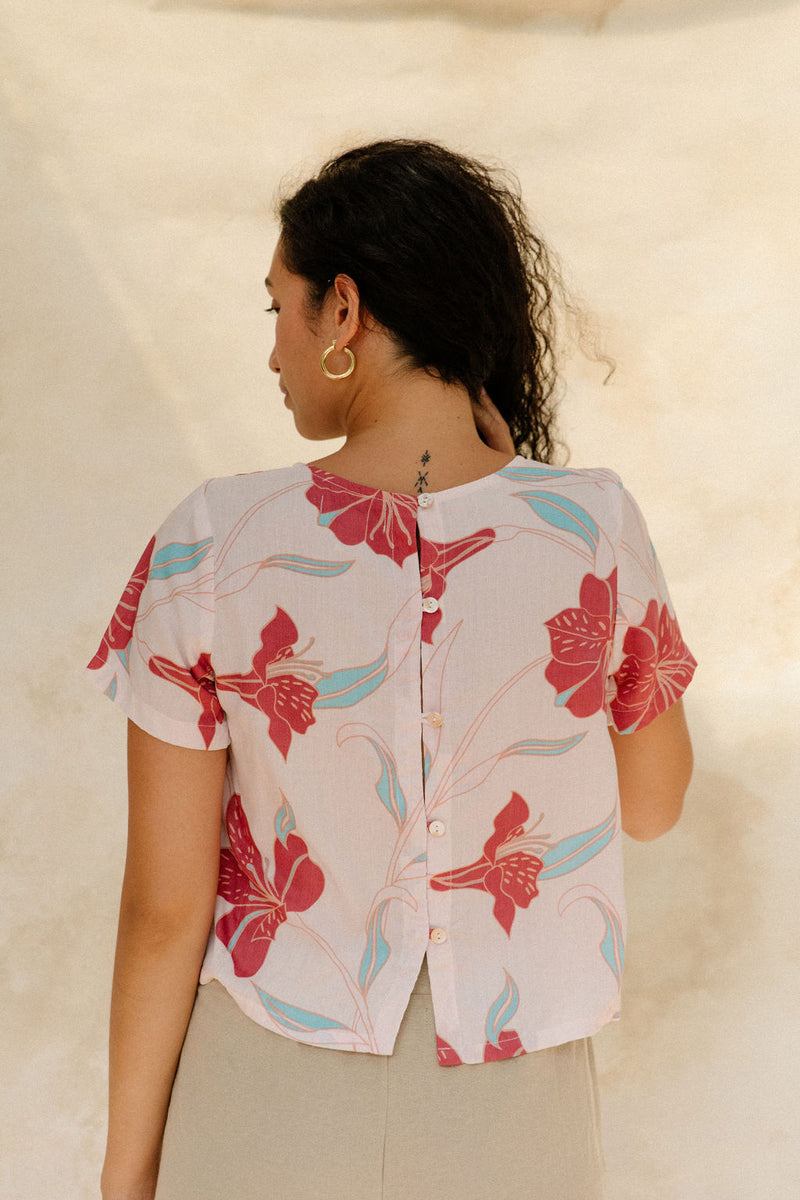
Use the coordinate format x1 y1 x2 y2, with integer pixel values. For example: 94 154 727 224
418 493 440 618
416 490 451 950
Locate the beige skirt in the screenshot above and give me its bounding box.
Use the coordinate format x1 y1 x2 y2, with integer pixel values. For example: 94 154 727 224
154 956 605 1200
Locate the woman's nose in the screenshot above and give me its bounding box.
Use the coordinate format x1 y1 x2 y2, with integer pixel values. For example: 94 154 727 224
269 345 280 374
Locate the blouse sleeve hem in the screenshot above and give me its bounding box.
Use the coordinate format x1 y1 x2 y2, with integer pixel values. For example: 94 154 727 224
607 654 697 736
84 663 231 751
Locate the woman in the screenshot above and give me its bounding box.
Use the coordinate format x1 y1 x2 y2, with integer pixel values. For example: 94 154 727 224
88 139 696 1200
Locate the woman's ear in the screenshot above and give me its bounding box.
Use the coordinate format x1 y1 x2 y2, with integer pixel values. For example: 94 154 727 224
328 273 385 350
331 273 363 337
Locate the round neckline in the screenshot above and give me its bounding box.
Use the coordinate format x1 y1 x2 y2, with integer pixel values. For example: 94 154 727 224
296 454 526 500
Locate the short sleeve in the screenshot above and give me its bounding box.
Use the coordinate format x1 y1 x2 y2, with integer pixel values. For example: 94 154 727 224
85 482 230 750
605 483 697 734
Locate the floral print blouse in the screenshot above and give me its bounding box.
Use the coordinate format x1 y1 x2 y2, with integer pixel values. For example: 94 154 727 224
87 455 696 1066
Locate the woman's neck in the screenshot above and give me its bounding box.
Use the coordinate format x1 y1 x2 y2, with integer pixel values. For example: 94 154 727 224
306 368 516 495
306 438 515 496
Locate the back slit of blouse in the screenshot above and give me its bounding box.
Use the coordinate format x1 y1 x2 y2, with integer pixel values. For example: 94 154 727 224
415 519 427 787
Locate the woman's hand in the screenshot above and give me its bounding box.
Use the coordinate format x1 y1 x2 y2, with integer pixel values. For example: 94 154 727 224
471 387 515 455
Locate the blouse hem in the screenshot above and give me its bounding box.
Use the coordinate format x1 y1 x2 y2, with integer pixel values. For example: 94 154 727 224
197 969 621 1067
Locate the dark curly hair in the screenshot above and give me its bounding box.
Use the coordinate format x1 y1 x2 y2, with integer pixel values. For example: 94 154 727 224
276 139 613 465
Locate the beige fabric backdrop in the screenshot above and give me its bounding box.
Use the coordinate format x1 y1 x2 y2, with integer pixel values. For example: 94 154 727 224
2 1 798 1196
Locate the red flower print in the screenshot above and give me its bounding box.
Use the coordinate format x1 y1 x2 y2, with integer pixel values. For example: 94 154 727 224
436 1035 463 1066
609 600 697 732
215 794 325 978
484 1029 526 1062
216 608 319 760
418 529 496 643
436 1031 527 1066
429 792 543 936
88 536 156 669
544 569 617 718
148 652 225 748
305 470 419 566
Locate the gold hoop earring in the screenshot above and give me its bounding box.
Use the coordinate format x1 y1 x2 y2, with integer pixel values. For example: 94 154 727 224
320 342 356 380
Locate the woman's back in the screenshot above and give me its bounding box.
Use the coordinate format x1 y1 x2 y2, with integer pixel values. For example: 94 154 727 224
88 452 694 1067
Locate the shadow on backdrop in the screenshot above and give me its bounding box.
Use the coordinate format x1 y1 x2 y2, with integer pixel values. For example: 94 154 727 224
148 0 797 33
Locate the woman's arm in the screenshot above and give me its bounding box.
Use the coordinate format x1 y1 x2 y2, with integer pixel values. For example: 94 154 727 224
100 721 228 1200
609 698 694 841
472 392 694 839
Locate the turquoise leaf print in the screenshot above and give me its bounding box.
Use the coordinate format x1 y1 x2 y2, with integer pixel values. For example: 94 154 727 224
559 886 624 981
367 738 406 823
253 986 351 1035
149 538 213 579
275 796 297 848
538 807 617 880
449 733 585 800
336 726 407 824
497 465 572 481
486 971 520 1049
315 652 389 708
359 900 391 991
594 899 624 980
502 734 586 756
267 554 352 577
316 506 346 528
516 492 599 550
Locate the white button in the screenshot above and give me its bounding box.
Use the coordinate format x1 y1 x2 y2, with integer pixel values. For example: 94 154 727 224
429 927 448 944
421 596 440 613
428 820 446 837
417 493 433 508
424 711 443 727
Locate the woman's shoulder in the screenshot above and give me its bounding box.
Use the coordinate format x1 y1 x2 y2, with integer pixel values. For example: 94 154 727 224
195 462 310 509
205 460 306 491
505 459 625 493
150 464 309 541
499 460 639 545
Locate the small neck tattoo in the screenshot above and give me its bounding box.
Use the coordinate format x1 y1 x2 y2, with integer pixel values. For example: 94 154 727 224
414 450 431 493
